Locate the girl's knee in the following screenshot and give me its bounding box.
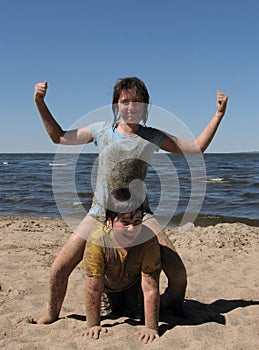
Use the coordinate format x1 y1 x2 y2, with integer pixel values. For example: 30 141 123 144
51 234 85 274
50 254 74 278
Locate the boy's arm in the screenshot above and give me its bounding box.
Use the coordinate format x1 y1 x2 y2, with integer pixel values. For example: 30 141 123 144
160 90 228 154
34 81 93 145
85 276 107 339
138 273 160 344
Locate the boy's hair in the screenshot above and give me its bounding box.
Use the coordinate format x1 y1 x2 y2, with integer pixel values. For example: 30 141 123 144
105 187 144 224
112 77 150 125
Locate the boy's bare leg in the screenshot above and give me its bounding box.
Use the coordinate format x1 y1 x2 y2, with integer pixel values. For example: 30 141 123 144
37 232 86 324
159 244 187 315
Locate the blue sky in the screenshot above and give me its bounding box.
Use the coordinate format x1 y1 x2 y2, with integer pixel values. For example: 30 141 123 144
1 0 258 153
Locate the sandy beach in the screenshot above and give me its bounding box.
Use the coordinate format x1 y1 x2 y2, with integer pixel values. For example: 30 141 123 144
0 215 258 350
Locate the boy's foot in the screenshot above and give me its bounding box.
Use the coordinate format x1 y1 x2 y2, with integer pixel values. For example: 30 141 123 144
100 293 112 316
170 303 189 319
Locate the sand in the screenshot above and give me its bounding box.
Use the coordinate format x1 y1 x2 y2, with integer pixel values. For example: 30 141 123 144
0 216 258 350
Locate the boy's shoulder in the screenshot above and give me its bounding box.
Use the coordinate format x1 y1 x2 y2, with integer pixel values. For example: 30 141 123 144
87 225 111 246
133 233 160 251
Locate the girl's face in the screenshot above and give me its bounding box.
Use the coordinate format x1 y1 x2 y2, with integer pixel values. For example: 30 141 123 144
118 89 146 124
107 211 143 247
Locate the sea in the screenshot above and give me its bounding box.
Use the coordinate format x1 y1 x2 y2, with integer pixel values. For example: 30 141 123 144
0 152 258 227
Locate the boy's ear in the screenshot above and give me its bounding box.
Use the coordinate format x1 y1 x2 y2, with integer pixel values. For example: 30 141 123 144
106 218 112 228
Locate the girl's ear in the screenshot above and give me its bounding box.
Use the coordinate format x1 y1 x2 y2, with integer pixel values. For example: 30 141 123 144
106 218 112 228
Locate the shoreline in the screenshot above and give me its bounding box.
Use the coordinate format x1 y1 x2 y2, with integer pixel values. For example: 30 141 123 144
1 213 259 228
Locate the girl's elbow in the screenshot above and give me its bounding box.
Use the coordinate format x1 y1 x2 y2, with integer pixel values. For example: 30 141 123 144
52 137 61 144
51 131 66 144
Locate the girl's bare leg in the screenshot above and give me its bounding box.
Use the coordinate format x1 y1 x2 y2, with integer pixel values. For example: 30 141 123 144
37 232 86 324
37 215 102 324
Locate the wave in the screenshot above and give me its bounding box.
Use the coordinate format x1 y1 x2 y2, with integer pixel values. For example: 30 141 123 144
205 177 227 183
182 177 229 183
181 176 255 185
49 163 69 167
73 201 86 206
5 197 17 202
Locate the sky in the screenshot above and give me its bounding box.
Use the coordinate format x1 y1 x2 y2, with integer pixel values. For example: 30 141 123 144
1 0 258 153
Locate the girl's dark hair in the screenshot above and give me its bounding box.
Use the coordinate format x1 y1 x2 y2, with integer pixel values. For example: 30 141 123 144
105 187 144 223
112 77 150 126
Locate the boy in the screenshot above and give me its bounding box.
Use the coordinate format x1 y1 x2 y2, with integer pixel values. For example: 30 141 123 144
82 188 161 344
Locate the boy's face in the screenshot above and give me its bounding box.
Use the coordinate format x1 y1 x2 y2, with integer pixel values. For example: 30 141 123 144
118 89 145 124
107 210 143 247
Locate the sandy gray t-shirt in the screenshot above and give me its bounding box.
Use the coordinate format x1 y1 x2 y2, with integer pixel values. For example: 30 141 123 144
88 122 165 221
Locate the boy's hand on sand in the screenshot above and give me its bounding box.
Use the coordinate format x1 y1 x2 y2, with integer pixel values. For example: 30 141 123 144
34 81 48 102
216 90 228 117
83 325 108 339
136 327 159 344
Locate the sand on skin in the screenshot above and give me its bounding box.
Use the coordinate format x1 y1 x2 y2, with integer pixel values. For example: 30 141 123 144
0 216 258 350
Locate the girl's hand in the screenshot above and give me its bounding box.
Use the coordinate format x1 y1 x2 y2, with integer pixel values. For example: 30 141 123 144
34 81 48 102
216 90 228 117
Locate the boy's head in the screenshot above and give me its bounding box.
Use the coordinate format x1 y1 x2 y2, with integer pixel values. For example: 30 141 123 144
105 187 144 223
105 188 144 247
112 77 150 125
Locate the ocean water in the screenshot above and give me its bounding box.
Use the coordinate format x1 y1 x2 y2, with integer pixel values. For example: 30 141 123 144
0 152 258 226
